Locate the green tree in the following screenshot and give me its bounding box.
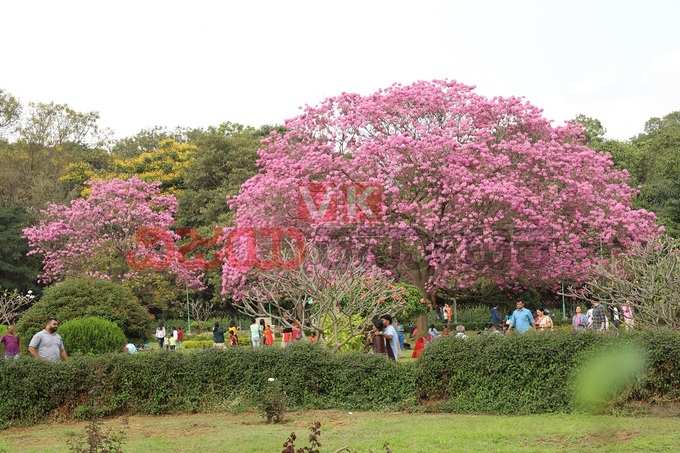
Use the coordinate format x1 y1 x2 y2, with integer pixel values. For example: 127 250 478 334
0 89 21 136
17 278 150 341
632 112 680 236
0 207 40 292
18 102 104 148
176 123 272 227
112 126 186 158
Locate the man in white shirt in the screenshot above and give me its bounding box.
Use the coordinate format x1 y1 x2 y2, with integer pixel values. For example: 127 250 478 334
250 320 261 348
155 325 166 349
378 314 400 361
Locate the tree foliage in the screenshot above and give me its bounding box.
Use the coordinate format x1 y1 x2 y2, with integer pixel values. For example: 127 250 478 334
226 81 659 300
568 235 680 330
238 245 406 350
16 278 150 341
0 207 41 292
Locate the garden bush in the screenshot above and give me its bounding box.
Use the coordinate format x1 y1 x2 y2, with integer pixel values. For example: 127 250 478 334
2 331 678 427
415 330 680 414
16 278 150 342
182 340 213 349
59 317 126 355
0 343 417 427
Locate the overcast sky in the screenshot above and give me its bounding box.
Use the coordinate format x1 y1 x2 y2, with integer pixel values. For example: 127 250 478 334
2 0 679 139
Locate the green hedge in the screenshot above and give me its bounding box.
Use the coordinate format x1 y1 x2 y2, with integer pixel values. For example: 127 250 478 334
0 343 416 427
2 331 679 427
182 340 213 349
416 330 680 414
59 317 126 355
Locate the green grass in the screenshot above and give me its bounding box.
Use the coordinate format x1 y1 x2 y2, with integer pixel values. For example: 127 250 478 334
2 410 680 452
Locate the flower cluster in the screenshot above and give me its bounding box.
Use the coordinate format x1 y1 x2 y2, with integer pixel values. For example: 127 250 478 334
23 177 203 288
224 80 660 298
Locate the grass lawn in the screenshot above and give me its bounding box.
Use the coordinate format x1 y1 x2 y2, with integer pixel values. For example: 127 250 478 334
2 410 680 452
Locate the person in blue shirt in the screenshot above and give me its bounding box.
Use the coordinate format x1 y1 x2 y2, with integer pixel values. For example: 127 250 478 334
508 300 534 334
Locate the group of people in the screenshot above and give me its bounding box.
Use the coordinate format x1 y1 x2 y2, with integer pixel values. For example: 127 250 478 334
211 322 240 348
247 319 304 348
505 299 635 334
571 301 634 331
410 323 470 359
369 314 402 361
154 324 185 351
0 318 68 362
210 319 306 349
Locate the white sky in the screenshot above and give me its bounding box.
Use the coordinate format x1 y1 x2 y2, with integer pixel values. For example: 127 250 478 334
2 0 679 140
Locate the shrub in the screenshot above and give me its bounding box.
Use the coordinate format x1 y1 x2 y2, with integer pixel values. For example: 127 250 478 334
59 317 126 355
182 340 213 349
258 377 286 423
0 343 417 427
67 418 127 453
16 278 150 343
415 330 680 414
1 332 678 427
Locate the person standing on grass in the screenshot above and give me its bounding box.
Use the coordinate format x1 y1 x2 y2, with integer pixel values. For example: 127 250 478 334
621 304 634 331
410 325 426 359
172 326 179 347
1 325 20 360
263 325 274 346
28 318 68 362
371 317 386 355
535 308 553 331
377 314 400 361
591 301 608 331
572 306 588 331
292 319 303 341
177 327 185 349
250 319 261 348
228 326 239 347
212 322 226 349
490 305 502 327
443 303 452 326
508 300 534 334
155 324 166 349
168 332 177 351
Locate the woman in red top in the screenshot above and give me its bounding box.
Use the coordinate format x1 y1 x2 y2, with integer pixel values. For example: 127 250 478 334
411 327 428 359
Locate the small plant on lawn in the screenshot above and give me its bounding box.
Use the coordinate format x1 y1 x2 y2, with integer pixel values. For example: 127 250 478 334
280 421 391 453
260 377 286 423
67 417 127 453
281 421 322 453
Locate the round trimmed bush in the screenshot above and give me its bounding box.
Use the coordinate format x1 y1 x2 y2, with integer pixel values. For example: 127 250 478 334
17 278 150 342
59 317 126 355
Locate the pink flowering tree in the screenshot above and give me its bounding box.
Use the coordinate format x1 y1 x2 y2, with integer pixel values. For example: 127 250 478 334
224 80 660 303
23 177 203 289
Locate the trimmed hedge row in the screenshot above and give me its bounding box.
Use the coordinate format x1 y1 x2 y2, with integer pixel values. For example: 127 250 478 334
0 343 416 427
2 331 679 427
416 330 680 414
